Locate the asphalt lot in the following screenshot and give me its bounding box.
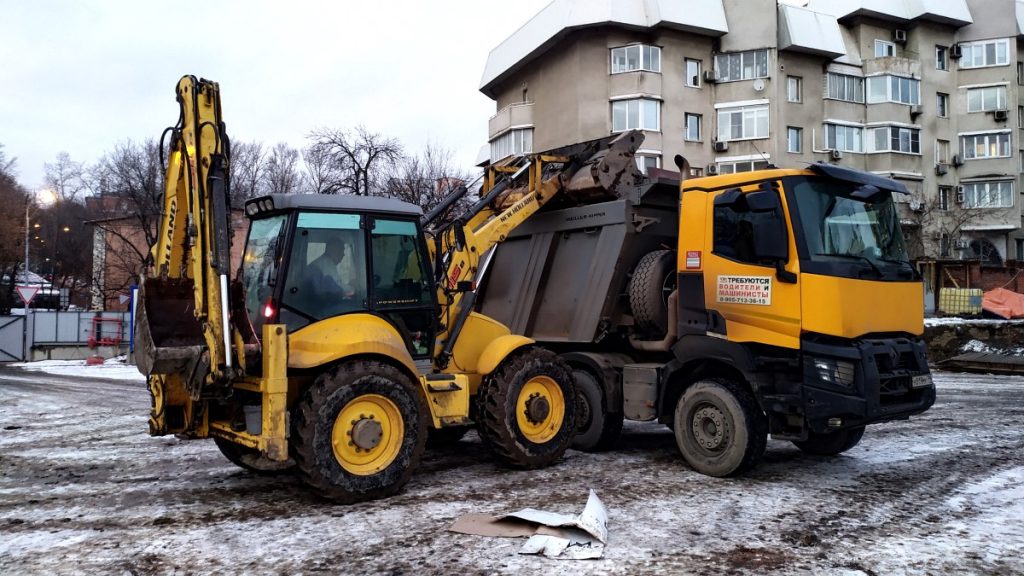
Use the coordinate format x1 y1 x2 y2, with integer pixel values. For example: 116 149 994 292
1 365 1022 575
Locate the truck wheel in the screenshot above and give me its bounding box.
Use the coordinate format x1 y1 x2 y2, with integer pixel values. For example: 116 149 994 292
674 379 767 477
793 427 865 456
426 425 470 448
476 348 577 469
571 369 623 452
292 360 427 503
213 436 294 475
629 250 676 335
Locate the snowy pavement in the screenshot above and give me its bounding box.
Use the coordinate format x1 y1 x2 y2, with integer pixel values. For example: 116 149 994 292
1 365 1022 574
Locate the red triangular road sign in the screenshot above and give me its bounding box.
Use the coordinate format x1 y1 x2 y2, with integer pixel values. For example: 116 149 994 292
15 285 39 305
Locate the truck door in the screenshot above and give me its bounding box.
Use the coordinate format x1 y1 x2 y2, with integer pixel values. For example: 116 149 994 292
703 183 802 350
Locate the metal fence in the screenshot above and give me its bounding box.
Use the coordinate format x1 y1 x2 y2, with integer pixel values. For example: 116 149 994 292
30 311 131 345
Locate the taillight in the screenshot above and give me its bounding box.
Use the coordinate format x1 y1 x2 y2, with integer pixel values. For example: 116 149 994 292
263 300 275 319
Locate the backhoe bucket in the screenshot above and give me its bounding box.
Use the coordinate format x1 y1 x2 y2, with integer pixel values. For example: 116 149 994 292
135 277 204 376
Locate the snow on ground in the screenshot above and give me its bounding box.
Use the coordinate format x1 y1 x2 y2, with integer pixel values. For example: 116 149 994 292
1 368 1023 574
923 317 1024 326
10 357 144 382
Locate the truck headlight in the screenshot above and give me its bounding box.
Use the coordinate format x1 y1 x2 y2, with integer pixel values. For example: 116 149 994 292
810 358 856 388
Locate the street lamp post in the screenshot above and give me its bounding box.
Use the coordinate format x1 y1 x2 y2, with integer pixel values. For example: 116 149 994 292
23 200 30 315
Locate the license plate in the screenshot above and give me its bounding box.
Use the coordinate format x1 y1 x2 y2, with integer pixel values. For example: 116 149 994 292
911 374 933 388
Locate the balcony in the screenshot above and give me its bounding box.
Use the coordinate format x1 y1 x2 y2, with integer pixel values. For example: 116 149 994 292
489 102 535 139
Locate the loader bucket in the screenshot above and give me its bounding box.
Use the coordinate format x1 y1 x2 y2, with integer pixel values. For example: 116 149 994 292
135 277 204 376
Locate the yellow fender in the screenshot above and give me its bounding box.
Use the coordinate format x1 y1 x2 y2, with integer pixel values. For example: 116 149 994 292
287 314 417 376
476 334 535 376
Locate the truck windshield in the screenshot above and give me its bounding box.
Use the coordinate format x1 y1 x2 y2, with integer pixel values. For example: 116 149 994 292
242 214 287 335
785 176 912 278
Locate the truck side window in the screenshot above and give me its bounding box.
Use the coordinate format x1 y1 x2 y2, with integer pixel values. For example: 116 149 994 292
713 203 776 265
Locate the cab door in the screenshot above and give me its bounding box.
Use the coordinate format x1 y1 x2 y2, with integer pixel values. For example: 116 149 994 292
703 183 802 350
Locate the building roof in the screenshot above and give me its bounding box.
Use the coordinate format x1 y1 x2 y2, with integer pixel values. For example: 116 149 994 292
778 4 847 58
807 0 973 26
480 0 729 97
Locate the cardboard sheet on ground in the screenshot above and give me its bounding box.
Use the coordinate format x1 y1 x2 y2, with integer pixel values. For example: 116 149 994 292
448 490 608 559
983 287 1024 319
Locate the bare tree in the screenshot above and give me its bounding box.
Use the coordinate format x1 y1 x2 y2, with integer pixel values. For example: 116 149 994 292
229 140 267 204
902 190 986 260
44 152 88 202
307 126 402 196
0 145 26 313
264 142 303 195
302 141 344 194
384 142 473 223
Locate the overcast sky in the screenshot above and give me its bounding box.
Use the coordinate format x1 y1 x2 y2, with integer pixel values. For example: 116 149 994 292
0 0 550 192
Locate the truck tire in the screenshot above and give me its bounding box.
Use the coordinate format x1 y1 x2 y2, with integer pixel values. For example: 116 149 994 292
292 360 428 503
213 436 294 475
426 425 470 448
476 348 577 469
673 379 767 477
571 369 623 452
629 250 676 335
793 427 865 456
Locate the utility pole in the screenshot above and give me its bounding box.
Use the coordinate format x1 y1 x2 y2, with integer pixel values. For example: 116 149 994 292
23 199 29 315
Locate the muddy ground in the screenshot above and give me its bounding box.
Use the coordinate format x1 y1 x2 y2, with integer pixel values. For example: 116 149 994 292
1 366 1022 575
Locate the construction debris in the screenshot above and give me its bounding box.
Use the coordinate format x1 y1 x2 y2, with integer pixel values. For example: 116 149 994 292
982 287 1024 319
449 490 608 559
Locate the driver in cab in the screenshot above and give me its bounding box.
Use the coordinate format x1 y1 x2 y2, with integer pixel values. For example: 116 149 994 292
308 236 356 300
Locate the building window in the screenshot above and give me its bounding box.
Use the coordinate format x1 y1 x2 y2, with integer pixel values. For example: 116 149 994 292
787 127 802 153
635 154 661 174
717 104 769 141
1018 63 1024 85
874 39 896 57
966 86 1007 113
937 93 949 118
489 128 533 161
1019 150 1024 173
611 98 660 132
936 46 948 70
936 139 950 164
685 59 701 87
611 45 661 74
869 126 921 154
938 186 951 211
866 75 920 105
787 76 802 102
825 123 863 153
961 132 1012 160
962 181 1013 208
689 167 704 178
685 113 702 141
826 73 865 103
960 39 1010 69
1019 106 1024 128
714 49 769 82
718 160 770 174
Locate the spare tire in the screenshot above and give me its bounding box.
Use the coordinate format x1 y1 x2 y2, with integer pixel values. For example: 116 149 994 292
628 250 676 335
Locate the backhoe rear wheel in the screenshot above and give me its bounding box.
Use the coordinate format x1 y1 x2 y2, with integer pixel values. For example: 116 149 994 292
293 360 427 503
476 348 577 469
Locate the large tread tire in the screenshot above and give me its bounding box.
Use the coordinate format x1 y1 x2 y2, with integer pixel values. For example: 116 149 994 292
793 427 865 456
674 378 767 477
571 369 623 452
628 250 676 335
292 360 427 503
426 425 471 448
213 436 294 475
476 348 577 469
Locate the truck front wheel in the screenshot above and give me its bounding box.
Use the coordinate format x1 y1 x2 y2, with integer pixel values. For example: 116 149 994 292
476 348 577 469
674 379 767 477
292 360 427 503
792 427 865 456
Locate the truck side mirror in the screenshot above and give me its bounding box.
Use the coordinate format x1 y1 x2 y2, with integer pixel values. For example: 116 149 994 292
753 217 797 284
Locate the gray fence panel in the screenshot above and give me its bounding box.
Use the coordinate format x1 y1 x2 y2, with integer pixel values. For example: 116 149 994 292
57 313 79 342
0 316 25 362
32 312 58 343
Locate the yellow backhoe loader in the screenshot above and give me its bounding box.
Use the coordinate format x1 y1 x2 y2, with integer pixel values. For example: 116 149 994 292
136 76 644 502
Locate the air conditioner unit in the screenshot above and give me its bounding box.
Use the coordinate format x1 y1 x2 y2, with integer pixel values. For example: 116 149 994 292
830 149 843 160
713 140 729 152
951 154 964 167
893 29 908 44
993 109 1009 121
955 185 965 204
949 44 963 59
935 163 949 176
955 238 971 249
703 70 718 84
706 164 719 176
910 105 923 118
909 200 925 212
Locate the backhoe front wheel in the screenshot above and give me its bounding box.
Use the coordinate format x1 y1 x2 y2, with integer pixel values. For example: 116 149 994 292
674 379 767 477
293 361 427 503
476 348 577 469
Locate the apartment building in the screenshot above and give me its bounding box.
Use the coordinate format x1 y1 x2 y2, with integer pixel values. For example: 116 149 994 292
479 0 1024 262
